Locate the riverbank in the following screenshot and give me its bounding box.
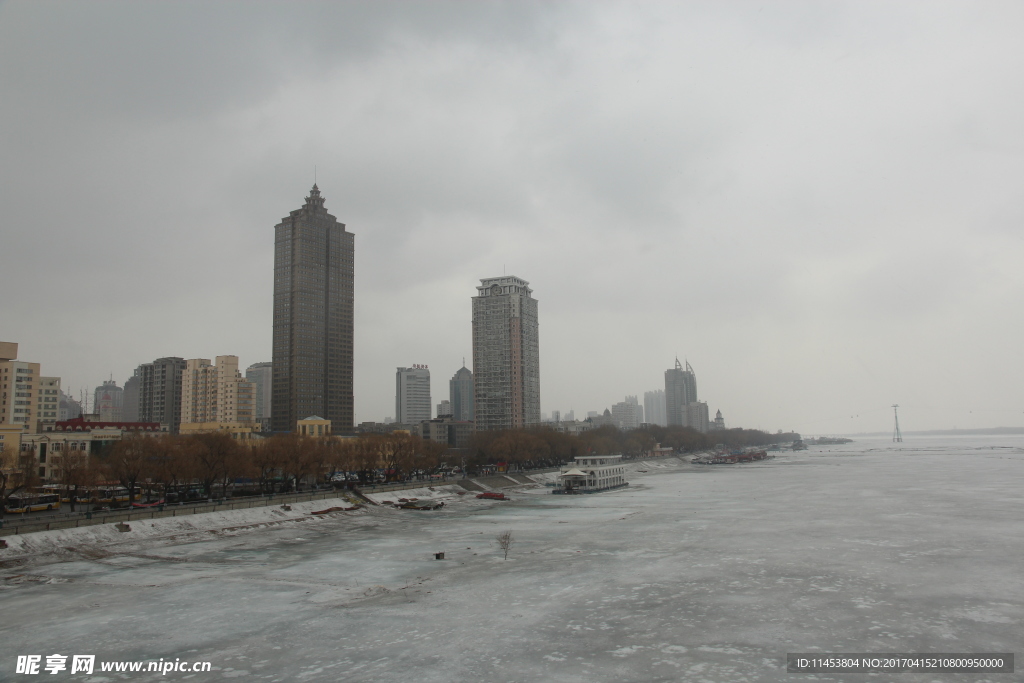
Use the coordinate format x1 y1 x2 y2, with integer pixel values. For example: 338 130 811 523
2 440 1022 682
0 456 693 566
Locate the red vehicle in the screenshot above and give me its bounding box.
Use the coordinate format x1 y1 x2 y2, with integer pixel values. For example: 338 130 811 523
131 499 165 508
476 492 507 500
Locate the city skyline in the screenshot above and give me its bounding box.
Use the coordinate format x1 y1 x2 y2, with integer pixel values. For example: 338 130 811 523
3 3 1023 434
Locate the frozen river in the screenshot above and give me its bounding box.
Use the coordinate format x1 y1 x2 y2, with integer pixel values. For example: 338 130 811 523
3 436 1023 682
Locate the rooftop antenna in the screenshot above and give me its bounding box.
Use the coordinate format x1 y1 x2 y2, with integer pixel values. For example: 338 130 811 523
892 404 903 442
314 165 317 184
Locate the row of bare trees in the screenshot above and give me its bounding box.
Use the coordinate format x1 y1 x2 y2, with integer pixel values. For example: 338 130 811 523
461 424 801 473
1 431 451 514
101 432 450 507
1 423 798 514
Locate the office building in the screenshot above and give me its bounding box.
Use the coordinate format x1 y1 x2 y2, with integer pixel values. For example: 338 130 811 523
664 358 710 433
94 380 124 422
121 370 140 422
710 409 726 431
471 276 540 431
272 184 354 433
28 418 169 481
245 361 273 431
552 419 592 436
644 389 667 427
611 396 643 431
449 364 474 422
665 358 698 427
396 365 431 424
685 401 710 433
437 399 453 418
138 357 186 433
419 417 475 449
59 390 83 422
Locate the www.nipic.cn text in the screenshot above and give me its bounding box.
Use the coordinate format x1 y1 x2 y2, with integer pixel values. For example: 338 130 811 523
16 655 213 675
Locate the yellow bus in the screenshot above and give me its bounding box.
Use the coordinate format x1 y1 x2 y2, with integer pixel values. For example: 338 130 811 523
41 484 86 505
5 493 61 513
96 487 136 505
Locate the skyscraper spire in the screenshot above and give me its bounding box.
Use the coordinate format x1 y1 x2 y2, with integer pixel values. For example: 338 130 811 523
304 183 325 210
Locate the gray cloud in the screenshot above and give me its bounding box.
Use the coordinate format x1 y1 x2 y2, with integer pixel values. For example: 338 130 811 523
1 0 1022 433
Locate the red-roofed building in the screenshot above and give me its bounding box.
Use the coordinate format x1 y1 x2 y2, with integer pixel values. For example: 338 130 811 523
55 416 167 433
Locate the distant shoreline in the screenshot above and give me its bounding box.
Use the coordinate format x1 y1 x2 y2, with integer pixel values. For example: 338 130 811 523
835 427 1024 437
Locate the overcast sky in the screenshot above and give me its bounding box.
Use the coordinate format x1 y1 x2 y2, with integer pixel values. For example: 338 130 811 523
2 1 1022 435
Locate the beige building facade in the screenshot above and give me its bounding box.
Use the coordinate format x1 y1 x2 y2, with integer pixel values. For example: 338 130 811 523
21 418 168 482
38 376 61 432
297 416 332 437
1 342 60 433
0 423 25 454
181 355 256 426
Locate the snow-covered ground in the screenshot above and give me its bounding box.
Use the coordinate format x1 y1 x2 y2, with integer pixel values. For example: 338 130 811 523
3 436 1023 682
364 484 467 505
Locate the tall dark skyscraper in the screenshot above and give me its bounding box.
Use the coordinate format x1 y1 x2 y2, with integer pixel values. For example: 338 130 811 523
271 185 354 433
472 276 540 431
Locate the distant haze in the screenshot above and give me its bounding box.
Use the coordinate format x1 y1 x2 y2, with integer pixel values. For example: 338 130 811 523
1 1 1021 434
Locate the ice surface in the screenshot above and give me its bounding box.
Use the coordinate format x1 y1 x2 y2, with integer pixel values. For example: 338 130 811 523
2 436 1023 682
364 484 466 505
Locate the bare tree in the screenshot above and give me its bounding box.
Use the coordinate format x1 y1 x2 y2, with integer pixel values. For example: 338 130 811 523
307 436 336 488
496 530 515 560
322 437 354 487
415 438 447 477
185 432 241 498
54 447 93 512
0 444 39 517
106 434 158 507
152 436 196 502
251 436 286 493
280 433 318 492
375 432 419 482
491 431 549 472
